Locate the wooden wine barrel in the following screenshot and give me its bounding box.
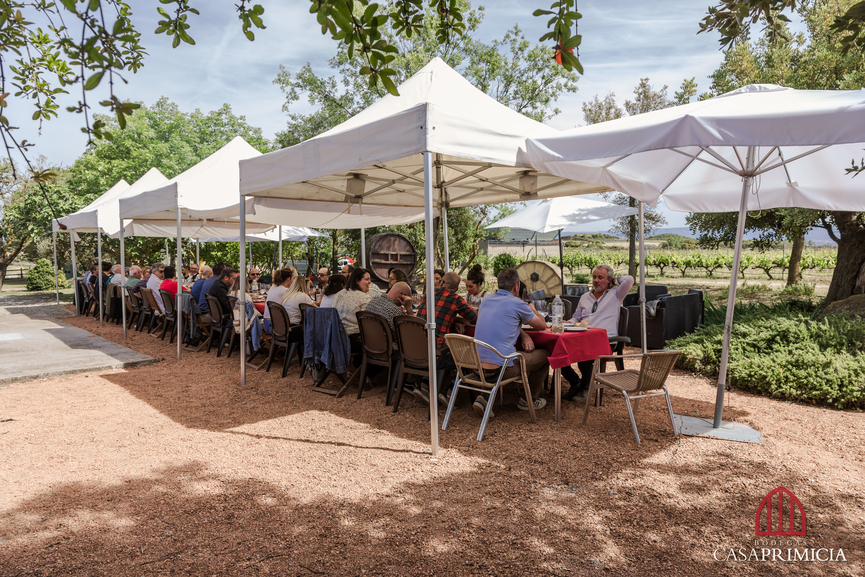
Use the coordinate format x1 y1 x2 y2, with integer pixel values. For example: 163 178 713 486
365 232 418 284
516 260 563 297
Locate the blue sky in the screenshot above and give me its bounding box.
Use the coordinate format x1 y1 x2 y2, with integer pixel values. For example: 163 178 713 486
17 1 767 229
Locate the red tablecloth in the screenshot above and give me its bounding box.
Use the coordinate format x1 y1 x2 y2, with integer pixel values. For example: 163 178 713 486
254 302 265 315
526 328 610 369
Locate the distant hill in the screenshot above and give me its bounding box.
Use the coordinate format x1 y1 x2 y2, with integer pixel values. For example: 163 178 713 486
586 226 838 246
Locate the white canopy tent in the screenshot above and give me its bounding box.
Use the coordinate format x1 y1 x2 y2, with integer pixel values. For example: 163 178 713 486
51 168 169 324
196 225 329 267
118 137 274 356
527 84 865 433
237 58 613 455
486 195 639 300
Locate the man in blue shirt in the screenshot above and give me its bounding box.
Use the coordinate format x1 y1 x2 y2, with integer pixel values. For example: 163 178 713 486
473 268 549 415
190 265 212 304
197 262 226 321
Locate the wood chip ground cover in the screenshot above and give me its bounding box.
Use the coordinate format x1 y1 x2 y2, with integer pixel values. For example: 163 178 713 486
0 311 861 575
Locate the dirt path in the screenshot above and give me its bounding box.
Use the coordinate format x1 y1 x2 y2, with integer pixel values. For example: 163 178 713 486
0 309 861 575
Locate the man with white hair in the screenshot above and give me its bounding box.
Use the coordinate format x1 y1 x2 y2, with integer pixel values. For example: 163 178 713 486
126 265 143 288
109 263 125 286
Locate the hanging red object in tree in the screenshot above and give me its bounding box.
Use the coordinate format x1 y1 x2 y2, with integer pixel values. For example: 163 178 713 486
555 47 574 65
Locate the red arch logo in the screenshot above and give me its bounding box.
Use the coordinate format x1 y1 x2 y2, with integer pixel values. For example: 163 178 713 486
755 487 806 536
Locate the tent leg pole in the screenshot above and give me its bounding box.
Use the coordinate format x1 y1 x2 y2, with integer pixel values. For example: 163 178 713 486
196 239 200 267
120 222 127 339
176 208 182 362
558 229 564 294
52 231 60 305
441 207 449 272
424 151 439 457
70 234 79 317
360 228 366 268
98 231 103 327
239 198 247 388
278 226 283 268
638 203 647 354
715 147 755 429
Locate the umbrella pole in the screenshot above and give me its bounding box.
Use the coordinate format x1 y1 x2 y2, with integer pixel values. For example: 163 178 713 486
239 198 247 388
196 238 200 268
361 228 366 268
97 231 103 327
638 202 647 354
176 208 182 362
120 221 127 339
715 147 755 429
52 230 60 305
558 229 564 294
441 207 450 272
278 226 283 268
70 233 79 316
423 151 439 457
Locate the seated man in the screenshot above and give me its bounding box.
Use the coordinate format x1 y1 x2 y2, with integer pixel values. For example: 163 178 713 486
109 264 125 286
159 265 187 301
146 263 166 314
206 267 237 325
562 264 635 400
126 265 143 288
473 268 549 415
191 266 212 303
365 281 413 333
198 262 226 319
417 272 477 349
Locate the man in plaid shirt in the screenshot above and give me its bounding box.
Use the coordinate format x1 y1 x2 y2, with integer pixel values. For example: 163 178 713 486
417 272 477 349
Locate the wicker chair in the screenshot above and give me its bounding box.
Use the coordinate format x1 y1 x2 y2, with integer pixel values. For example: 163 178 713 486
139 288 164 334
442 333 537 442
125 286 141 329
582 350 681 444
265 301 303 378
158 289 178 343
355 311 395 400
204 293 232 356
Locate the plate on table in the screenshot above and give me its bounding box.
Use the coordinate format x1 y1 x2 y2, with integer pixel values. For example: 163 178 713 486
521 324 538 330
564 326 589 332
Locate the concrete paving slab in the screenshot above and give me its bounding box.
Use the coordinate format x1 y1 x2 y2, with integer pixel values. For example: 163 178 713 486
0 295 155 384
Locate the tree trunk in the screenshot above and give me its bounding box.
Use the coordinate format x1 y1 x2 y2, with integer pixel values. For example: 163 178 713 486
330 230 338 272
0 262 7 291
627 197 637 277
786 230 805 286
825 211 865 304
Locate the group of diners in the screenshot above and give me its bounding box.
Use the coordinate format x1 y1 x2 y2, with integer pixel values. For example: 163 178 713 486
81 256 633 419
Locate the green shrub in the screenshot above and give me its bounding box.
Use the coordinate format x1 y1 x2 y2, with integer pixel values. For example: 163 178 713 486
491 252 520 276
736 282 773 296
26 258 66 291
572 273 590 284
780 282 816 297
670 306 865 409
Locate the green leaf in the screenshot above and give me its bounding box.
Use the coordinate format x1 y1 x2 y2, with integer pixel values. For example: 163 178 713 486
59 0 76 11
533 9 553 16
84 71 104 90
380 73 399 96
244 29 255 41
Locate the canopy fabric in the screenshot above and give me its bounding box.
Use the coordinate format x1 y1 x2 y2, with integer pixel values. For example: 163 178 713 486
248 197 426 229
526 84 865 212
120 136 266 222
53 178 130 234
486 196 639 234
113 219 273 239
240 57 610 218
196 226 328 243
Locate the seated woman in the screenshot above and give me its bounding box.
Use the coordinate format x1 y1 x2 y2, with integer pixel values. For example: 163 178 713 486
332 267 374 360
388 267 417 295
319 274 346 308
464 263 488 309
262 267 294 334
279 274 315 325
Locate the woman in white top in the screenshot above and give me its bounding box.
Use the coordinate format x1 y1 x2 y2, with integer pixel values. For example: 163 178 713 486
262 267 294 334
332 267 373 336
319 273 346 308
464 263 489 310
280 274 315 325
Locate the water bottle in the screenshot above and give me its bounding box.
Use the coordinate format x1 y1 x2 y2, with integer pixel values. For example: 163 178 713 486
551 294 564 334
251 279 259 294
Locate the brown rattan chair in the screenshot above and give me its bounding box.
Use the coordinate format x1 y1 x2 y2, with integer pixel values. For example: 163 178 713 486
204 293 232 356
158 289 178 343
582 350 681 444
80 280 96 316
442 333 536 442
133 287 152 332
125 286 141 329
139 288 164 334
391 315 439 413
355 311 395 400
265 301 303 378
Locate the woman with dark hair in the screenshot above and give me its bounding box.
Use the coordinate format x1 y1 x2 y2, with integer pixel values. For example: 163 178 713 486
333 266 373 337
262 267 294 334
320 274 346 307
159 265 188 300
465 264 488 309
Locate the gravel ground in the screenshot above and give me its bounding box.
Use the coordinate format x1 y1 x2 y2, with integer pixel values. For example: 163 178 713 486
0 308 862 576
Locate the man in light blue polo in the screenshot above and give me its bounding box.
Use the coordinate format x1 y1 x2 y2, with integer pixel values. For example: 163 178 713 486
473 267 549 416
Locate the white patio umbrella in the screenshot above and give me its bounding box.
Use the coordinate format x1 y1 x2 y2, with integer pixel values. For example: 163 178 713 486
238 58 613 455
485 196 639 293
527 84 865 432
